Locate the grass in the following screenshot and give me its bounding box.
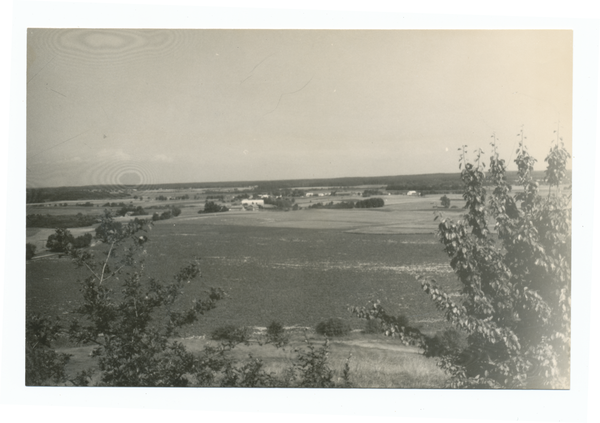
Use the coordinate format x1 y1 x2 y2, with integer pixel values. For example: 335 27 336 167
57 330 448 388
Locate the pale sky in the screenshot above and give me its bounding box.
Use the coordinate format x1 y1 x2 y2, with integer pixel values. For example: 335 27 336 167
26 29 572 188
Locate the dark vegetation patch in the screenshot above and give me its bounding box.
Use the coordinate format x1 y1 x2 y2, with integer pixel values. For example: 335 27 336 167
308 198 385 209
316 318 351 337
26 213 100 229
27 187 128 204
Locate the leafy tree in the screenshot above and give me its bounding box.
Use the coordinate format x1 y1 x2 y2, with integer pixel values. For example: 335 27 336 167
46 228 74 252
66 212 227 386
440 195 451 208
354 134 571 389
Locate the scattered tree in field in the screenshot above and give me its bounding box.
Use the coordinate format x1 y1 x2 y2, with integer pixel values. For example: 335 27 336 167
200 201 229 213
45 228 92 252
46 228 73 252
353 132 571 389
440 195 451 208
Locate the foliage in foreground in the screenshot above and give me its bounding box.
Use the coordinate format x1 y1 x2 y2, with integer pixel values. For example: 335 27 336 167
353 132 571 389
26 212 350 387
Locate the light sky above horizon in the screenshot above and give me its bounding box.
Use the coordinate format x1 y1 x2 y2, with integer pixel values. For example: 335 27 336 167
26 29 572 188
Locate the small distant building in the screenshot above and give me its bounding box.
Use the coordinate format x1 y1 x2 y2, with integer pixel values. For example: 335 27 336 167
407 191 418 196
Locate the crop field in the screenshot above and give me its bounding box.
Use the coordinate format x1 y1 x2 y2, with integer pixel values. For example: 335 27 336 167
27 195 464 338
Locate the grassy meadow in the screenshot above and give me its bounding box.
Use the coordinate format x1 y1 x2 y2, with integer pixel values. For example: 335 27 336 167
26 192 467 387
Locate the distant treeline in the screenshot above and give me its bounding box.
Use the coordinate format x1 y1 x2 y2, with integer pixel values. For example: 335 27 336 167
26 213 100 229
27 187 129 204
28 170 570 203
308 198 385 210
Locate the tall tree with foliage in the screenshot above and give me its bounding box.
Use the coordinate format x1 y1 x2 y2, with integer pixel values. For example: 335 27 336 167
421 132 571 388
352 132 570 389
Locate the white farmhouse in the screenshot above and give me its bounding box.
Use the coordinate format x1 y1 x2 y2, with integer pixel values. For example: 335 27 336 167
407 191 418 196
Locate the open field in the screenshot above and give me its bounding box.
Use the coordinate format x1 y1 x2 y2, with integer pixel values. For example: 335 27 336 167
27 195 461 335
26 194 465 387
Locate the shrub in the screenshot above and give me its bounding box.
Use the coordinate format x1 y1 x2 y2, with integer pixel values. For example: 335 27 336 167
316 318 351 337
211 325 252 343
266 320 288 346
26 243 37 260
171 207 182 217
440 195 451 208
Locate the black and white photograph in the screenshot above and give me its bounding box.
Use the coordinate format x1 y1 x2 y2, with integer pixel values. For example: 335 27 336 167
2 2 600 422
25 27 573 389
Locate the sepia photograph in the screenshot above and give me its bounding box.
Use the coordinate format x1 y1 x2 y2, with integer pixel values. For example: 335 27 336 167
24 27 573 390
